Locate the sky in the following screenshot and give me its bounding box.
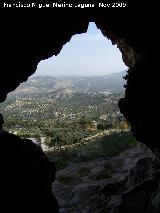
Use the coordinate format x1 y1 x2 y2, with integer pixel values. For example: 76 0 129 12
34 22 128 77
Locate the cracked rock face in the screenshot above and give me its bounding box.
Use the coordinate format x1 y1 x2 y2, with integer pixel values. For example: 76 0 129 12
52 144 156 212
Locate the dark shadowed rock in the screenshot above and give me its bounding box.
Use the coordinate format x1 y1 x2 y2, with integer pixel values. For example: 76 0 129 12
0 3 159 212
52 144 156 212
118 171 160 213
0 130 59 212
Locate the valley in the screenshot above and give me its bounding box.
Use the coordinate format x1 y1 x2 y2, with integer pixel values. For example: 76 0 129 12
1 71 153 213
0 72 127 150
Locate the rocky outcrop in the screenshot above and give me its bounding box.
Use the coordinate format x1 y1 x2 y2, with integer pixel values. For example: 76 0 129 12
52 143 156 212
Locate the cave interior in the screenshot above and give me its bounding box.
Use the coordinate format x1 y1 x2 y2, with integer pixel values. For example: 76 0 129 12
0 5 159 213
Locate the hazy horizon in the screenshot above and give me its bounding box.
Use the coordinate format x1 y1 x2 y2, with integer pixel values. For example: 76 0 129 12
32 70 126 78
34 22 128 77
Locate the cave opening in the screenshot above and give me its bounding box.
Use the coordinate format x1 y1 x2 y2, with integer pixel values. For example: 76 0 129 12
0 22 129 147
0 2 160 213
0 6 159 211
0 22 144 212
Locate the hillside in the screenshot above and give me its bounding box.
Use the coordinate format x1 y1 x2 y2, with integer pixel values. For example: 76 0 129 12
0 70 127 153
8 71 126 98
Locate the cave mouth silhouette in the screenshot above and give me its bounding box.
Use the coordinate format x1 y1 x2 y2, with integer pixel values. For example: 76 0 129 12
0 7 158 212
0 22 134 211
1 21 129 150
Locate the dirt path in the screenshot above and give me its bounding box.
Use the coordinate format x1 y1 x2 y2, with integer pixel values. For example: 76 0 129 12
45 129 126 152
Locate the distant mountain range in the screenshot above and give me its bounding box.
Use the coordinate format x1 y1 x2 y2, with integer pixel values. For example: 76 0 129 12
8 71 126 98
